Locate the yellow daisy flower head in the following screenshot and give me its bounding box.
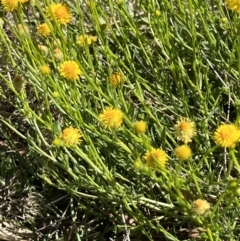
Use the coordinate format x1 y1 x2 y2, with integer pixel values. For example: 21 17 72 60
175 145 192 161
226 0 240 13
109 72 124 87
1 0 19 11
1 0 28 11
86 1 96 9
40 65 51 75
134 120 147 134
53 39 61 48
37 23 51 37
38 44 48 55
12 74 26 91
18 23 29 36
59 60 81 81
53 48 64 61
99 107 123 128
214 124 240 148
90 35 97 43
155 10 161 16
144 148 168 169
174 117 196 143
192 199 210 216
46 3 72 25
77 34 92 46
59 126 82 147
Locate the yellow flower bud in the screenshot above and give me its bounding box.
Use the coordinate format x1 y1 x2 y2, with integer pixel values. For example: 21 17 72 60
192 199 210 216
155 10 161 16
134 121 147 134
175 145 192 160
12 75 26 91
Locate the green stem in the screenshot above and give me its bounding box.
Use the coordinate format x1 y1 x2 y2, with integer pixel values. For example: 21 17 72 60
229 148 240 174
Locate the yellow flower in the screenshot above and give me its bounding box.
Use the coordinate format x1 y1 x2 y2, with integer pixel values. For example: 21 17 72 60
37 23 51 36
59 127 82 147
99 107 123 128
59 60 81 81
38 45 48 55
134 120 147 134
214 124 240 148
155 10 161 16
86 1 96 9
53 48 64 61
1 0 28 11
46 3 72 25
174 117 196 143
77 35 97 46
109 72 124 87
40 65 51 75
77 35 92 46
17 23 29 35
12 75 26 91
192 199 210 216
144 148 168 169
1 0 19 11
90 35 97 43
175 145 192 160
226 0 240 13
53 39 61 47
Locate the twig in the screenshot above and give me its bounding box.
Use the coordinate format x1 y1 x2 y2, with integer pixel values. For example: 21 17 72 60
120 205 130 241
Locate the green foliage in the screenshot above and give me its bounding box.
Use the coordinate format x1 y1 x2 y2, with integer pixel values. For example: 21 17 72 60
1 0 240 240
